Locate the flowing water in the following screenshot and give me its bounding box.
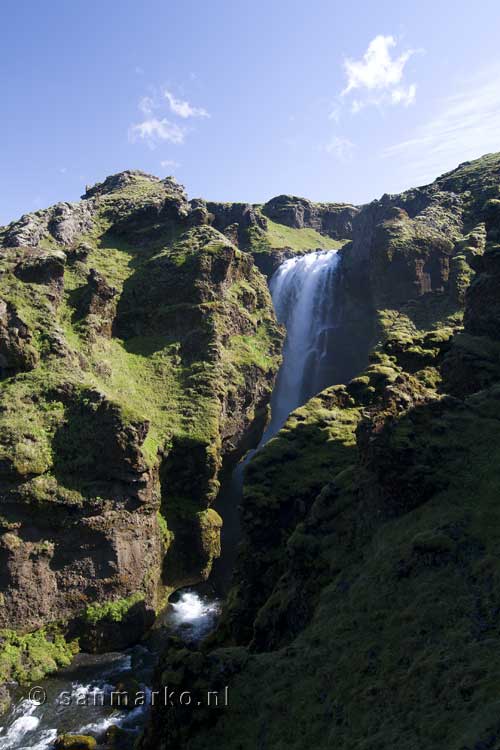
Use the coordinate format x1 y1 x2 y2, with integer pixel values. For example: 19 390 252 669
263 249 341 438
0 650 153 749
0 249 340 748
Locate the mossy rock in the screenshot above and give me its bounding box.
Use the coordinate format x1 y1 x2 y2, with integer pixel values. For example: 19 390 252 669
54 736 97 750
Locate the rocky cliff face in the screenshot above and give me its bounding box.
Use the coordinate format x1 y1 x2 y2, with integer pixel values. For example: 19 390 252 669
0 171 285 682
261 194 358 239
142 153 500 750
193 195 353 269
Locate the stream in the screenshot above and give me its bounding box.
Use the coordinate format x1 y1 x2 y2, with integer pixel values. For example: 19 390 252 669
0 249 341 749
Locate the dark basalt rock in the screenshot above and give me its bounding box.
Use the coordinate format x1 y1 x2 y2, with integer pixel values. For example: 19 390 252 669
262 194 358 239
464 245 500 339
14 246 66 290
77 268 118 338
0 299 38 376
206 201 268 248
5 201 95 247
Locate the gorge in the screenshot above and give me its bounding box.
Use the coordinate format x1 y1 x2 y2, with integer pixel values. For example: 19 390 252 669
1 152 500 750
0 240 344 749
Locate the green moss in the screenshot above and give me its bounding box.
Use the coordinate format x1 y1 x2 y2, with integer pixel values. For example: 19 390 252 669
226 331 278 371
157 511 173 547
54 735 97 749
84 592 144 626
246 389 360 512
0 627 78 685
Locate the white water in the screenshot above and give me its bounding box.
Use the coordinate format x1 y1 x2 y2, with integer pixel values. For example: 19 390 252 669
166 591 221 642
0 652 147 750
0 699 42 750
264 249 340 437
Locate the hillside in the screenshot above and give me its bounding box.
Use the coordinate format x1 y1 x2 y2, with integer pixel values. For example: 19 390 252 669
141 153 500 750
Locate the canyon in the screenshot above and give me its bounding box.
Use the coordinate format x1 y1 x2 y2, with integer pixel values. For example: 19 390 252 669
1 152 500 749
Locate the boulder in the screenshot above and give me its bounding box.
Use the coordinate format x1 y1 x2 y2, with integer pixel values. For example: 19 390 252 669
54 735 97 750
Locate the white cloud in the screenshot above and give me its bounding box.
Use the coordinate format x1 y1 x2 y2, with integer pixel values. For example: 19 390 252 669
343 35 413 93
391 84 416 106
128 118 185 148
342 35 417 111
381 65 500 184
160 159 180 169
325 136 355 161
164 90 209 119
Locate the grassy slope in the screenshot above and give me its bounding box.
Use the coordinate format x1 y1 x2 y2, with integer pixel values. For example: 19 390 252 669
0 180 280 486
264 218 345 252
194 389 500 750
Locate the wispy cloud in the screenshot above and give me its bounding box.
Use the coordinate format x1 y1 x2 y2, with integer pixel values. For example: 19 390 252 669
129 85 210 148
325 136 355 161
381 65 500 184
160 159 180 169
128 118 185 148
342 35 417 111
164 90 209 119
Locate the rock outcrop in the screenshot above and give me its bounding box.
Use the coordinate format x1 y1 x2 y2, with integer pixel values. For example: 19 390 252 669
262 194 358 239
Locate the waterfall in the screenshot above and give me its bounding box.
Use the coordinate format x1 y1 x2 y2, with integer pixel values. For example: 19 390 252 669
264 249 340 437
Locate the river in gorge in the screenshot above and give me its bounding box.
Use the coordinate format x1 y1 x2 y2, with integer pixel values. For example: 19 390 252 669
0 249 341 749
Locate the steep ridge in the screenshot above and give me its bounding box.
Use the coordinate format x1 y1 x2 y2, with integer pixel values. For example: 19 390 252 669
141 153 500 750
0 172 290 685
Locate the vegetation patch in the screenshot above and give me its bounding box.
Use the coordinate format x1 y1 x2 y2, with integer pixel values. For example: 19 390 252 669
0 628 78 685
84 592 145 626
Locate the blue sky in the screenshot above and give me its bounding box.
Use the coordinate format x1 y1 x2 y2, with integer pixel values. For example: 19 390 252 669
2 0 500 225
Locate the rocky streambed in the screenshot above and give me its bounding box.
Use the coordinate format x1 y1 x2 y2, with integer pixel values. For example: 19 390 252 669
0 589 223 749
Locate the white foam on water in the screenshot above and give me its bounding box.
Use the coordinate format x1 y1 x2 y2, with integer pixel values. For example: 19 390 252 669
24 728 58 750
0 700 40 750
169 591 221 641
77 712 123 736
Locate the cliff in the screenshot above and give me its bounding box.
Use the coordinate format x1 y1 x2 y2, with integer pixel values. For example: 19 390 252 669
0 171 293 683
142 153 500 750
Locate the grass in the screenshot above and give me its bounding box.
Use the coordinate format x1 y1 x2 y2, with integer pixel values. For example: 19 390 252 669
264 218 346 252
